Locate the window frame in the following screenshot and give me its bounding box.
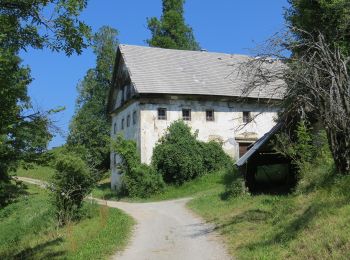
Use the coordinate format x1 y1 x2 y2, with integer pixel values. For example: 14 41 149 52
133 111 137 125
243 111 252 123
206 109 214 121
158 107 167 120
127 114 130 127
182 108 191 121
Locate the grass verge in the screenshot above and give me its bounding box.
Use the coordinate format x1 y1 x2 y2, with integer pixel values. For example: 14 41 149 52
0 183 134 259
188 172 350 259
92 170 226 202
15 166 55 182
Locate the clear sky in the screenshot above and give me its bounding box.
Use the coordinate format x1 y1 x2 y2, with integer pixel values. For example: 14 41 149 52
20 0 289 148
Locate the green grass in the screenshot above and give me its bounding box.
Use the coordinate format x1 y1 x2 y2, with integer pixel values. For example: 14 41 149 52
15 165 55 182
0 183 134 259
188 170 350 259
92 170 226 202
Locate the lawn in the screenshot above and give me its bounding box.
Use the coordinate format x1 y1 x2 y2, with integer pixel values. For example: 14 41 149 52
0 183 134 259
188 172 350 259
92 170 226 202
15 165 55 182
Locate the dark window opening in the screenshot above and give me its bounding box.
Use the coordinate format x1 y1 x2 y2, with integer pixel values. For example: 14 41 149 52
206 109 214 121
121 118 124 130
158 108 167 120
243 111 252 123
133 111 137 125
113 122 117 134
182 109 191 121
121 87 125 104
127 115 130 127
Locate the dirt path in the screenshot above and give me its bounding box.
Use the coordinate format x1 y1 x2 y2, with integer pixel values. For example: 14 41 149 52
17 177 232 260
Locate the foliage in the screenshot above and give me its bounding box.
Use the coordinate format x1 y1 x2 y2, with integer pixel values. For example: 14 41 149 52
152 120 205 184
68 26 119 172
146 0 200 50
153 120 232 185
285 0 350 55
0 184 134 259
0 0 90 206
112 135 165 198
199 140 232 173
222 165 249 199
52 152 95 225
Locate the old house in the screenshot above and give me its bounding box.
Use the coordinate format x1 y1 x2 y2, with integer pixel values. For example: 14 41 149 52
107 44 284 188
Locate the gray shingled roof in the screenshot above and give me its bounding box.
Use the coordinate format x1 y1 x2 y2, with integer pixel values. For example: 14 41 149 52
119 44 285 99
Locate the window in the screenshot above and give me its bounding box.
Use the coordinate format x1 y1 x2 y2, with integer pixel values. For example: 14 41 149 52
113 122 117 134
121 118 125 130
182 109 191 121
127 114 130 127
243 111 252 123
133 111 137 125
158 108 167 120
206 109 214 121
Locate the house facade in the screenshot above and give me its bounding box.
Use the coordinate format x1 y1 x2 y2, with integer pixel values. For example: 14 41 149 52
108 45 284 189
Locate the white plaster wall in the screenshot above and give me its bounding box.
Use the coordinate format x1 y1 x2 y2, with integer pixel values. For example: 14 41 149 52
110 101 140 189
139 99 278 164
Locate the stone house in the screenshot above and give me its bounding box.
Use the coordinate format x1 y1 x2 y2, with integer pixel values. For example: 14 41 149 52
107 44 284 188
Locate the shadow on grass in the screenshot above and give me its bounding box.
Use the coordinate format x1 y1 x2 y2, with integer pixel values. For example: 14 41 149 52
2 237 65 260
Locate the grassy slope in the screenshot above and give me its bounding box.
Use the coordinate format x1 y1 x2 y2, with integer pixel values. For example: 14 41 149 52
0 183 134 259
15 166 55 182
92 170 226 202
188 175 350 259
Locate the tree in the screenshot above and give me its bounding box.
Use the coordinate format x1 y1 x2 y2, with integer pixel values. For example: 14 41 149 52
68 26 119 172
285 0 350 54
146 0 200 50
240 29 350 174
0 0 90 206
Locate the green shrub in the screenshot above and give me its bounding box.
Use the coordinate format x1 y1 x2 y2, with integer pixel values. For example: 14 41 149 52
200 140 232 172
222 165 249 199
152 120 205 184
112 135 164 198
52 152 95 225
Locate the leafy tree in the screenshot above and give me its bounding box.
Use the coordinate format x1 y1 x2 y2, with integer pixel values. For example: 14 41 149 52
68 26 119 172
285 0 350 54
146 0 200 50
0 0 90 206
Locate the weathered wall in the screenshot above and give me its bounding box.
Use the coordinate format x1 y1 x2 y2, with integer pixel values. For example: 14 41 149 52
139 99 278 164
110 101 140 189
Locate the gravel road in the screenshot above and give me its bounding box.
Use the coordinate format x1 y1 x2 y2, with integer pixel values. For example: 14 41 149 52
16 177 231 260
95 198 231 260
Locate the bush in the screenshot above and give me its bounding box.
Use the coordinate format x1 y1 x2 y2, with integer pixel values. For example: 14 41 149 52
52 152 95 225
152 120 205 184
200 140 232 172
222 165 249 199
112 135 164 198
152 120 232 185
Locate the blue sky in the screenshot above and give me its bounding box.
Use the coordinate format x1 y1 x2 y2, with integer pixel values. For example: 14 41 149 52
20 0 289 148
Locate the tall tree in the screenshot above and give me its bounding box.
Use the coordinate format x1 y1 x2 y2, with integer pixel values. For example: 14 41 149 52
0 0 90 206
146 0 200 50
285 0 350 54
68 26 119 172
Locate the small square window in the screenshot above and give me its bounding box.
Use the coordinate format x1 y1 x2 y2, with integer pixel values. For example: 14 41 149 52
121 118 125 130
243 111 252 123
158 108 167 120
206 109 214 121
127 114 130 127
133 111 137 125
182 109 191 121
113 122 117 134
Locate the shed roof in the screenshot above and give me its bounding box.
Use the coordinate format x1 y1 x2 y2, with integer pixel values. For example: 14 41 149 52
235 122 283 167
118 44 285 100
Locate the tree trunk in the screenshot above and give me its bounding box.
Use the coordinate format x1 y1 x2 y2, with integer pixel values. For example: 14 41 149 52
326 128 350 174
